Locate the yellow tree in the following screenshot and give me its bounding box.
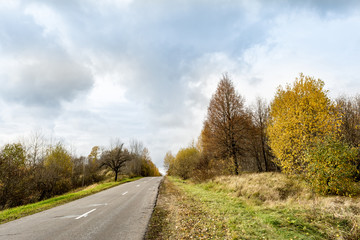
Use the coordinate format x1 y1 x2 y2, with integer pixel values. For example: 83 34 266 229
140 148 161 177
172 145 200 179
163 151 175 175
88 146 100 165
267 73 339 174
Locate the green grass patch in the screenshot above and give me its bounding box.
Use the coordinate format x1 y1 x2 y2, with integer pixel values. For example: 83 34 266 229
0 177 142 224
156 176 359 239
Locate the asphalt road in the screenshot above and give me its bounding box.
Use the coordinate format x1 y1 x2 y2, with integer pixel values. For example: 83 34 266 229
0 177 162 240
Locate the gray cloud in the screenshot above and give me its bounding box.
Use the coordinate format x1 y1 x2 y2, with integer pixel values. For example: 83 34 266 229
0 54 93 108
0 2 94 109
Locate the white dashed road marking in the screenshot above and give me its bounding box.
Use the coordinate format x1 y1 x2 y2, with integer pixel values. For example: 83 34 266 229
76 209 96 220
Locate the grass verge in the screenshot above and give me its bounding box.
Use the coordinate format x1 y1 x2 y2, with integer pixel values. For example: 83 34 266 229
146 175 360 239
0 177 142 224
146 177 230 239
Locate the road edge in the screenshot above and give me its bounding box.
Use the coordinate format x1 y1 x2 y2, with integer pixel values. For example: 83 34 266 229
143 176 164 240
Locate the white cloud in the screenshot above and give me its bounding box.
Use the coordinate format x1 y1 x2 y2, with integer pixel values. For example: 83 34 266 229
0 0 20 10
25 3 72 51
237 10 360 100
88 78 128 108
1 0 360 171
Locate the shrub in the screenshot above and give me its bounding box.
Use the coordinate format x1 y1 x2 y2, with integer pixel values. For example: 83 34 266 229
304 135 359 196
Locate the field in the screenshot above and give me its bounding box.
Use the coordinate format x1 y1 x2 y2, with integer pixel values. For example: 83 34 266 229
146 173 360 240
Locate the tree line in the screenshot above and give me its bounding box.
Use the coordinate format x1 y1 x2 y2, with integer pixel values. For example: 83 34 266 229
165 73 360 196
0 134 160 210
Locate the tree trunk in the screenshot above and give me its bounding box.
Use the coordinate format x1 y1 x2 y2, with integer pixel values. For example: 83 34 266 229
232 151 239 175
231 140 239 175
234 158 238 175
114 170 118 182
263 149 269 172
256 154 263 172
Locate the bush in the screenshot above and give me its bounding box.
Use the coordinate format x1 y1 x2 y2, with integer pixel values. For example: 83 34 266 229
192 158 234 182
170 145 200 180
304 136 359 196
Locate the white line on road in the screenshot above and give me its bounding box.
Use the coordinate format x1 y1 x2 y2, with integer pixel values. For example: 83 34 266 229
122 191 128 196
136 185 140 187
88 203 108 207
76 208 96 220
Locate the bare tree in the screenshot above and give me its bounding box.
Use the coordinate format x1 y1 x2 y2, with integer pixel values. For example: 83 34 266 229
100 143 130 181
336 95 360 147
21 130 47 166
250 98 275 172
128 139 143 176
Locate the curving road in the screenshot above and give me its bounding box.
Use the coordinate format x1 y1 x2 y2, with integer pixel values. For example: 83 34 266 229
0 177 162 240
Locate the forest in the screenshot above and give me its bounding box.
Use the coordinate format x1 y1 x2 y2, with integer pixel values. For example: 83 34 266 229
165 73 360 196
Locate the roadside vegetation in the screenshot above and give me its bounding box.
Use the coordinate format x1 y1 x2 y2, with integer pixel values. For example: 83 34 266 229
0 176 141 224
147 175 360 239
0 135 160 212
153 73 360 239
165 73 360 196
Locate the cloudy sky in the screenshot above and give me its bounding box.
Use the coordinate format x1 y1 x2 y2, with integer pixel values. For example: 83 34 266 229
1 0 360 173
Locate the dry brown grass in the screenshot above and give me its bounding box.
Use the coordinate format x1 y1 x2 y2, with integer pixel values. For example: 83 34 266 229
213 172 360 205
213 172 311 203
211 172 360 239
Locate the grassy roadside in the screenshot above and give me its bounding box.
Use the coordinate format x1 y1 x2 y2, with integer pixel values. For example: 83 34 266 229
146 174 360 239
146 176 231 239
0 177 142 224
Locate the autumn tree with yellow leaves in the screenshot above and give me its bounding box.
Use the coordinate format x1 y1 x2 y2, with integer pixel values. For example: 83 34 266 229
267 73 339 174
267 73 360 195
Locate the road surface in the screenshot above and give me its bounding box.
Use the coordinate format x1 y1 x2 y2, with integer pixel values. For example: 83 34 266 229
0 177 162 240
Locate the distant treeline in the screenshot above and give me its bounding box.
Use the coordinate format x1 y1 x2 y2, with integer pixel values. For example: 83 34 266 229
0 136 160 210
165 73 360 196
